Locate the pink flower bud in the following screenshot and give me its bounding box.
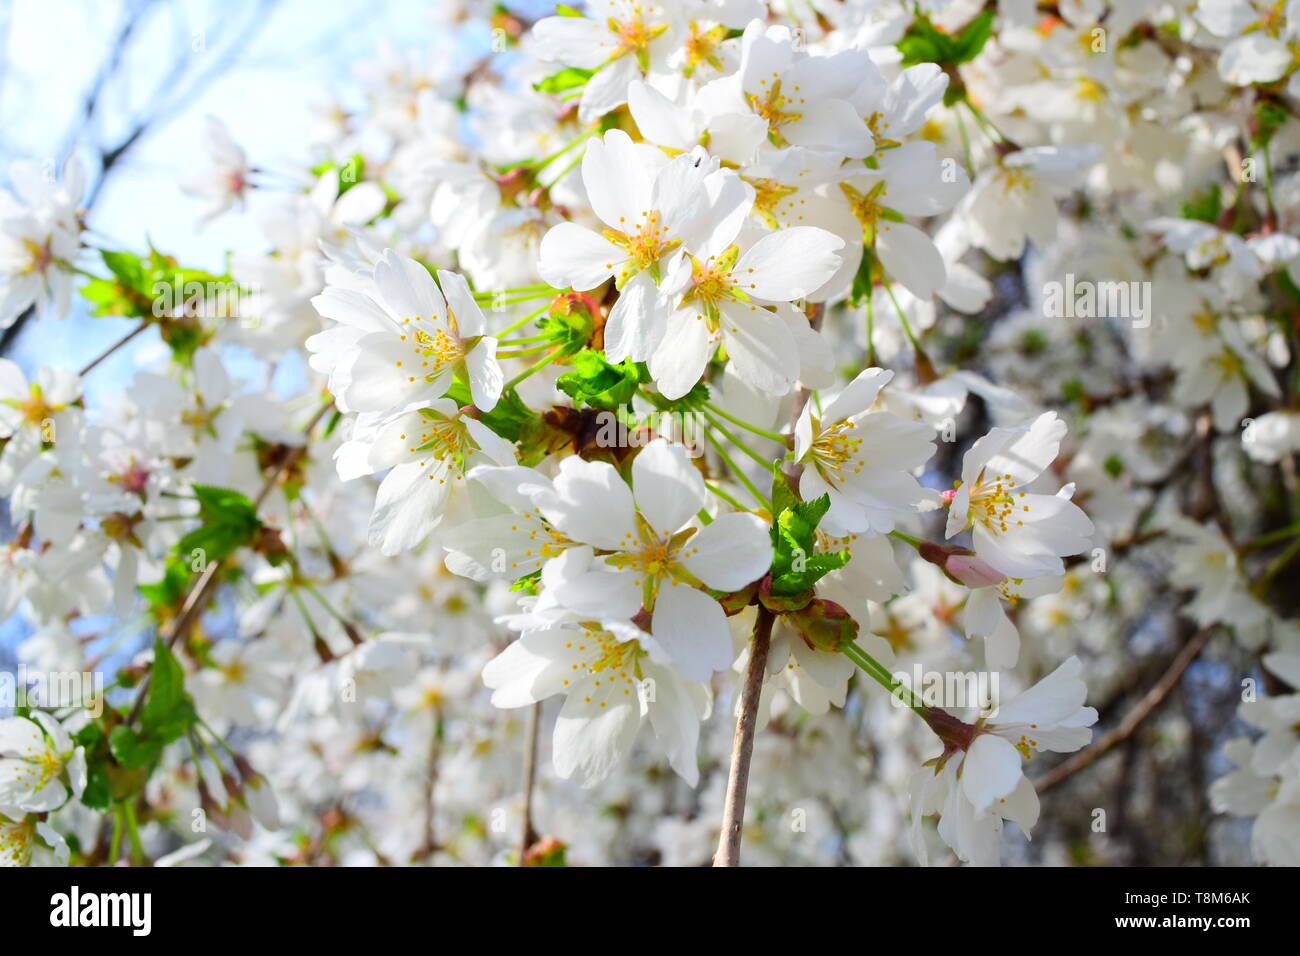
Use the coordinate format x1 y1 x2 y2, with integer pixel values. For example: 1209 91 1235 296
946 554 1005 588
918 542 1004 588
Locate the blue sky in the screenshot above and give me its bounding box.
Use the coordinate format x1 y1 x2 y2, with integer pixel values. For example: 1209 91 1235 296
0 0 483 398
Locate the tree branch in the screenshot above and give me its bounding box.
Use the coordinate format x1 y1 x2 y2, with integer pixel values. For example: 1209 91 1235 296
714 604 775 867
1035 625 1216 794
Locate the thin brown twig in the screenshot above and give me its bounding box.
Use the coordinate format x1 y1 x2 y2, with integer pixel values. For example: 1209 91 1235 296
713 604 775 867
711 302 823 865
516 700 540 866
78 322 148 377
125 398 333 723
1035 625 1216 794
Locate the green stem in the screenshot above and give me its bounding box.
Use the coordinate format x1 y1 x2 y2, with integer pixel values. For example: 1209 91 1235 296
701 412 773 471
705 480 749 511
496 344 554 360
479 291 557 309
302 581 353 630
533 128 597 173
543 151 584 189
473 284 554 301
504 349 563 391
499 332 552 347
955 107 974 180
883 281 923 353
198 718 240 761
123 800 145 866
888 529 925 550
109 805 124 864
703 401 787 444
704 430 771 512
1241 522 1300 553
1261 142 1278 219
963 98 1009 146
842 640 926 716
494 301 553 337
1254 535 1300 597
865 280 876 366
288 586 321 637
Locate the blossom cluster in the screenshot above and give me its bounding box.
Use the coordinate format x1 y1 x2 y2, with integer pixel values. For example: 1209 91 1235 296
1 0 1299 868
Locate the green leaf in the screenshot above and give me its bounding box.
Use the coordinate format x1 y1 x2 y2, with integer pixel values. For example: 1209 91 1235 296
73 723 104 749
849 248 874 308
509 567 543 595
1180 186 1222 224
177 484 262 564
554 3 583 15
766 487 848 597
80 760 112 810
770 462 799 521
950 10 994 64
142 638 194 738
447 379 538 443
108 725 162 770
138 556 191 613
101 250 148 293
109 640 199 772
1252 100 1288 148
897 9 992 68
555 349 641 409
640 378 710 413
534 67 594 95
897 13 955 67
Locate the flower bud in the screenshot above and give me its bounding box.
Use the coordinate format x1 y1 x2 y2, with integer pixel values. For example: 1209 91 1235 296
918 541 1004 588
787 598 858 653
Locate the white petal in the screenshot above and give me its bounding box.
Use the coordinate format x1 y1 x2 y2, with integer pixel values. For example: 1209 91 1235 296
632 438 706 535
532 456 637 550
734 226 844 301
680 512 770 591
552 689 641 786
649 584 733 681
961 733 1024 813
538 222 622 291
465 339 503 412
718 300 797 396
373 250 445 323
436 269 486 338
647 307 714 400
604 271 665 362
877 221 946 301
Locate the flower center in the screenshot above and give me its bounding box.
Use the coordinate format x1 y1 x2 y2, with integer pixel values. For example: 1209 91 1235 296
0 816 33 867
21 238 54 275
750 77 804 144
584 626 641 674
397 315 464 385
603 209 680 281
810 420 866 484
401 408 478 479
682 22 727 76
682 246 742 320
746 177 798 229
840 181 891 243
999 167 1034 196
967 472 1029 533
607 519 699 610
